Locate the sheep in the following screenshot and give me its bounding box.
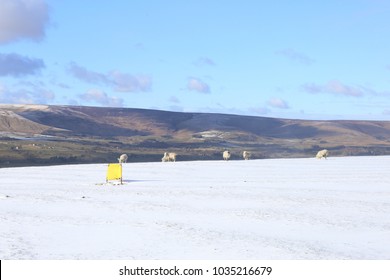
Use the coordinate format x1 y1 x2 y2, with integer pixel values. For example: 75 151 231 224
161 152 169 162
222 150 231 161
316 149 329 159
243 150 250 160
162 152 177 162
118 154 128 163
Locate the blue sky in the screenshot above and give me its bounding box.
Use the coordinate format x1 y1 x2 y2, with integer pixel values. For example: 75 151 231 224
1 0 390 120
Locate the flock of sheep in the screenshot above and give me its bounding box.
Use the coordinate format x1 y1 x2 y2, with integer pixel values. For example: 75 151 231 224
117 149 329 163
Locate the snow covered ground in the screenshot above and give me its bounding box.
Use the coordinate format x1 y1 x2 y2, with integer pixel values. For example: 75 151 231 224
0 156 389 260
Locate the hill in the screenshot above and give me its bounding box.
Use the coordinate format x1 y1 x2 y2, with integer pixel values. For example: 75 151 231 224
1 104 390 166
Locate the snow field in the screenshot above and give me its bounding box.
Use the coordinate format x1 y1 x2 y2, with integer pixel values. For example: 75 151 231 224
0 156 389 259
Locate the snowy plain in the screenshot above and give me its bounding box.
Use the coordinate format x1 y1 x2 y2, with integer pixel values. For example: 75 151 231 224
0 156 389 260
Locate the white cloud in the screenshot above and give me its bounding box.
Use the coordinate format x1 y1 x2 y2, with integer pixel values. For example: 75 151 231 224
194 57 216 67
249 106 270 116
0 0 50 44
109 71 152 92
0 53 45 76
68 62 110 85
267 98 289 109
68 62 152 93
79 89 124 107
302 80 366 97
0 81 54 104
187 77 210 93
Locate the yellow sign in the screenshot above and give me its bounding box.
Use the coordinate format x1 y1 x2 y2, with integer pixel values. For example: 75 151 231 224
106 163 122 183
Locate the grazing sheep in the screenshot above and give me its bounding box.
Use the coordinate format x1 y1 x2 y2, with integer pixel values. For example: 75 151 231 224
223 150 231 161
161 152 169 162
118 154 128 163
162 152 177 162
243 150 250 160
316 149 329 159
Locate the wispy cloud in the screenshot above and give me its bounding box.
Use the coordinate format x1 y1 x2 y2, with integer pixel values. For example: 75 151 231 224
110 71 152 92
68 62 152 93
0 81 54 104
68 62 109 85
194 57 216 67
0 0 50 44
79 89 124 107
302 80 366 97
249 106 270 116
267 97 289 109
0 53 45 77
276 48 315 65
187 77 210 93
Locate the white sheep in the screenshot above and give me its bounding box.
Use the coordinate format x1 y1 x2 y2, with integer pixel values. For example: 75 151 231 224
223 150 231 161
161 153 169 162
118 154 128 163
316 149 329 159
162 152 177 162
243 150 250 160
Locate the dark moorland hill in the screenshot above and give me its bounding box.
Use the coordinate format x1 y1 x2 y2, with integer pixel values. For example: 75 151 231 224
1 104 390 167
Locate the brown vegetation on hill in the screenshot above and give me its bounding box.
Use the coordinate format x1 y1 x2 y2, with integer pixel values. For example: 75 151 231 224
1 104 390 167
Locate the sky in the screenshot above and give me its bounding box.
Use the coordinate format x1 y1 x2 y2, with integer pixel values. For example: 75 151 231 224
1 0 390 120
